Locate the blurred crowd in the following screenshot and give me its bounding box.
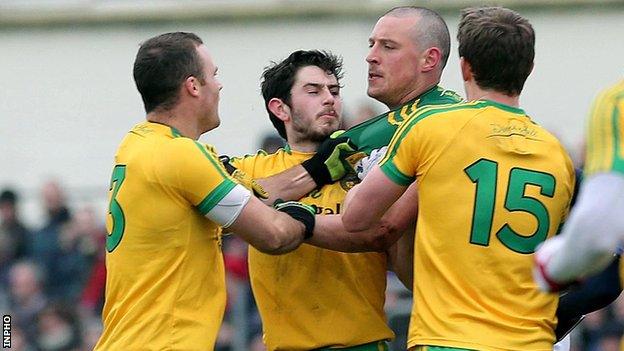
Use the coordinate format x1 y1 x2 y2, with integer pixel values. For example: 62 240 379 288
0 105 622 350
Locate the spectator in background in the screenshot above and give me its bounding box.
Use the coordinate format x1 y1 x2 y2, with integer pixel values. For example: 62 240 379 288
8 260 48 341
0 188 31 286
344 100 381 129
35 303 82 351
8 326 36 351
29 180 72 299
77 206 108 317
259 133 285 153
51 206 105 303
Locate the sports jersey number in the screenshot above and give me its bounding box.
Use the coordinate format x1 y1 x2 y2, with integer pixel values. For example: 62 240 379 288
107 165 126 252
464 158 555 254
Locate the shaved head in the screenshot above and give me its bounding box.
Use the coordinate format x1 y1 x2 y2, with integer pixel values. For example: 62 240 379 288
383 6 450 69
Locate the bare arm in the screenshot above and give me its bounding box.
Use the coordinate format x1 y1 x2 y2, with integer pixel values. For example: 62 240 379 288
387 222 416 290
227 195 306 255
343 165 407 232
309 170 416 253
255 165 317 205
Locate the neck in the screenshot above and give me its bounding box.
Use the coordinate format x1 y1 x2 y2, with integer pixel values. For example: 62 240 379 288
287 139 319 153
387 79 439 110
467 85 520 107
147 108 201 140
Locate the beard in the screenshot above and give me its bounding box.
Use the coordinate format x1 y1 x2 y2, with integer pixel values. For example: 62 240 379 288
291 112 338 143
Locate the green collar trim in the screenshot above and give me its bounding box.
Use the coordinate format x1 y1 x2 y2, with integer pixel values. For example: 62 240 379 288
170 126 182 138
481 100 526 115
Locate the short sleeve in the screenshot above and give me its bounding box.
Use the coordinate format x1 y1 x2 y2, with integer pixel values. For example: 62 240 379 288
379 116 421 186
155 138 237 216
585 89 624 176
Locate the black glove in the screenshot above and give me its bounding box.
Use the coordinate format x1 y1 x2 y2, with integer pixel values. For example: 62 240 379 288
302 131 356 188
219 155 269 200
274 201 316 239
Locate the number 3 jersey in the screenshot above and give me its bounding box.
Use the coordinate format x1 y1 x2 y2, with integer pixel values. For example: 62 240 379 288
379 100 575 350
96 122 237 351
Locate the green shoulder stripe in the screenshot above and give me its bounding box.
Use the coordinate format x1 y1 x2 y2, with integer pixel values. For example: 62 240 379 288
380 161 414 186
381 101 486 166
611 101 624 173
229 149 271 164
196 180 237 215
193 141 229 179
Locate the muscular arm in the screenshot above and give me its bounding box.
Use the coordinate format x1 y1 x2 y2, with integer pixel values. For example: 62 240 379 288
209 185 306 255
309 180 417 253
255 165 317 204
387 222 416 290
537 173 624 286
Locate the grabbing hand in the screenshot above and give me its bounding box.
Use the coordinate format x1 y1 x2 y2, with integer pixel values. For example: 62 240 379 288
274 200 317 239
302 130 357 187
219 155 269 200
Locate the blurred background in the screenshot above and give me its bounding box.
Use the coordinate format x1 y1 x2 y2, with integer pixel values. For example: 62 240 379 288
1 0 623 350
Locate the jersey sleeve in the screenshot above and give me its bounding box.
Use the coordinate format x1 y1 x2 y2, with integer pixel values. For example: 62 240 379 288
584 89 624 176
156 138 238 216
378 115 423 186
229 151 264 178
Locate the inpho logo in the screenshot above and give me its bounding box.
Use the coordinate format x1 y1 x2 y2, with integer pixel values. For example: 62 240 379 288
2 315 10 349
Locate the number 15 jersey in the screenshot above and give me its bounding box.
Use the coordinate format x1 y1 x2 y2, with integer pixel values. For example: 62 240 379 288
380 100 575 351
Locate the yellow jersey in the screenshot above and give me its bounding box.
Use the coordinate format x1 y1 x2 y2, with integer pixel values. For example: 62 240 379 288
232 147 393 350
585 79 624 177
380 100 575 351
583 80 624 296
96 122 236 351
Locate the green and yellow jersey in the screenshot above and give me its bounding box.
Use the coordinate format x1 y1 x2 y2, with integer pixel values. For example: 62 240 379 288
585 80 624 177
342 85 461 157
231 148 392 350
583 80 624 288
96 122 236 351
380 100 575 350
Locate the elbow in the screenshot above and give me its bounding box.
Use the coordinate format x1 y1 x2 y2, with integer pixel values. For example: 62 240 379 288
359 225 396 252
343 214 372 233
255 224 300 255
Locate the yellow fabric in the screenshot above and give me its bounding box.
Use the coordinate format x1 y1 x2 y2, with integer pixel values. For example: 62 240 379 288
585 80 624 176
95 121 235 351
380 101 575 351
232 149 393 350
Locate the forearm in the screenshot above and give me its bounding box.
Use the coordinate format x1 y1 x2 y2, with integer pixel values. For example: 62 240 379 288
387 224 415 290
227 197 306 254
309 215 393 252
256 165 317 205
546 173 624 282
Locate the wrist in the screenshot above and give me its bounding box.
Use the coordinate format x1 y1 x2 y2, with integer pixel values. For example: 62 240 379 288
302 158 330 188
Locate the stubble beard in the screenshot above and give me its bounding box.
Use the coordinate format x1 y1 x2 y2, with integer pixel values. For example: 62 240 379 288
292 113 337 144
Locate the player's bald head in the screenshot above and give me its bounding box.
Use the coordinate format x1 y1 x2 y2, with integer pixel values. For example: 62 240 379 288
382 6 450 69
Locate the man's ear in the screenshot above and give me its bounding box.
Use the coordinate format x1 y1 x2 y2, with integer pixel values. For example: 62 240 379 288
183 76 201 97
460 57 473 82
268 98 291 122
421 47 442 73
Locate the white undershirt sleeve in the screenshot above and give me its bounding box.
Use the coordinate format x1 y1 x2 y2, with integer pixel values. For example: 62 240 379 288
205 184 251 228
545 172 624 282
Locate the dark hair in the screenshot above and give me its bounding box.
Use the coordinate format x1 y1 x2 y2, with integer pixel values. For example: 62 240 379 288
383 6 451 70
458 7 535 96
0 189 17 205
133 32 205 113
260 50 343 139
